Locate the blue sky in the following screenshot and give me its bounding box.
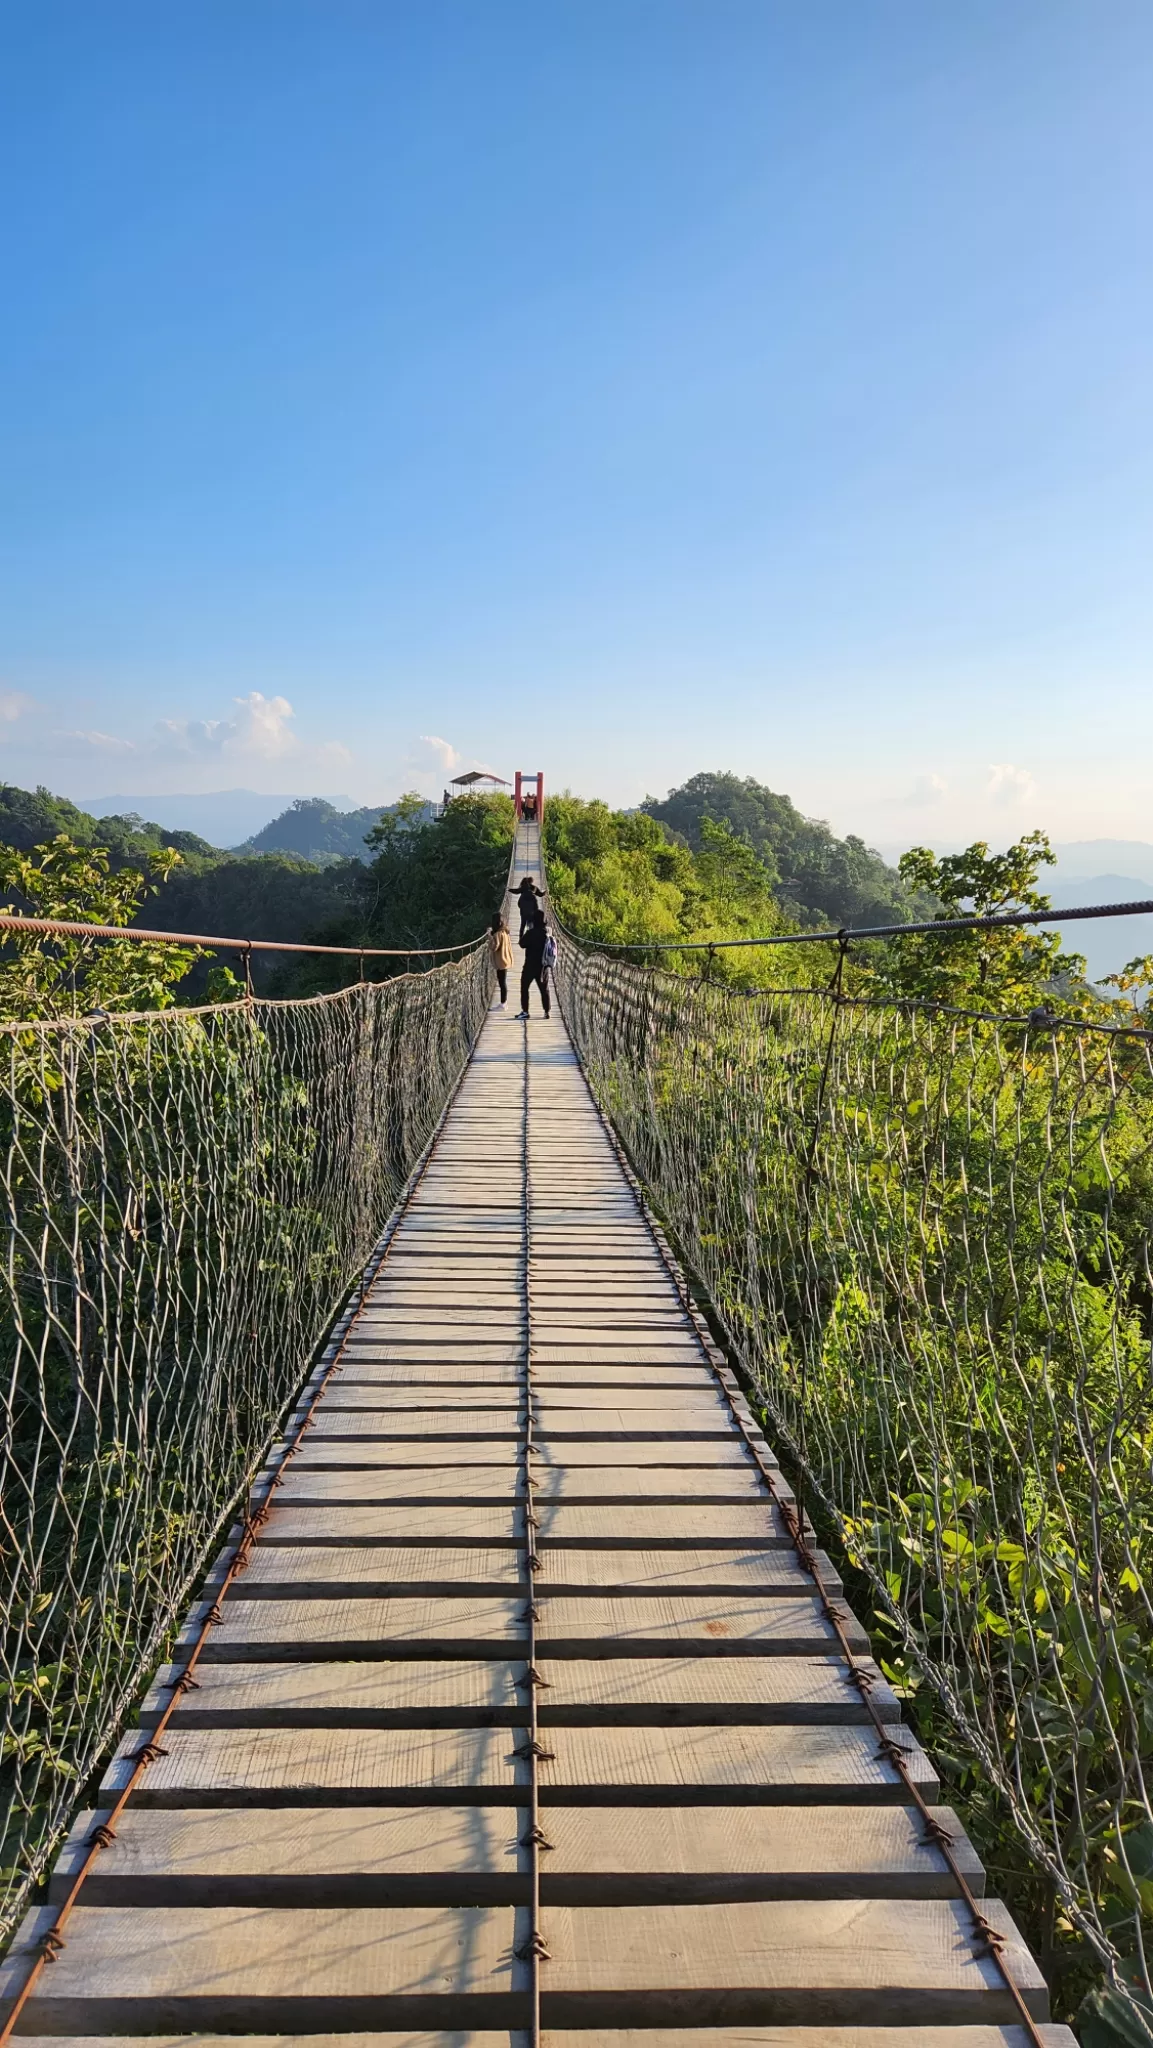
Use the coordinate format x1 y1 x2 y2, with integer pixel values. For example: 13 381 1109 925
1 1 1151 849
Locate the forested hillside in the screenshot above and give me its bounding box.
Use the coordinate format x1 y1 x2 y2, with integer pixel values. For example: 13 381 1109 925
0 773 1120 1014
644 770 919 928
239 795 436 864
0 784 218 866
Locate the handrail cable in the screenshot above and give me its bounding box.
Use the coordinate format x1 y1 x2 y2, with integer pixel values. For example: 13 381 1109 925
0 911 481 958
555 893 1153 952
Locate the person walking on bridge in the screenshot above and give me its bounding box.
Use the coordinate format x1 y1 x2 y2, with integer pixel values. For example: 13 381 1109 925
516 874 543 939
488 912 514 1006
516 905 552 1019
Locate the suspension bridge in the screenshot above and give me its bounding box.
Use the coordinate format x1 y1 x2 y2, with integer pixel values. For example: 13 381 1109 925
0 800 1115 2043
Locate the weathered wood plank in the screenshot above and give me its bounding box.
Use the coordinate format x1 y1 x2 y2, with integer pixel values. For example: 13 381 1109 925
535 1900 1048 2024
140 1652 896 1729
530 1442 756 1466
256 1506 519 1543
306 1412 523 1439
104 1721 932 1808
536 1657 901 1724
270 1468 521 1504
139 1660 526 1729
194 1596 527 1659
8 2029 1078 2046
534 1722 936 1803
52 1806 523 1905
235 1546 521 1594
530 1466 770 1500
535 1546 840 1596
99 1728 527 1805
0 1904 522 2031
50 1800 979 1907
534 1592 866 1656
0 1900 1047 2028
533 1504 790 1545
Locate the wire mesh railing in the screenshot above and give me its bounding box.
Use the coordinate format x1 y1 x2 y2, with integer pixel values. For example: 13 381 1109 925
0 947 490 1942
556 929 1153 2031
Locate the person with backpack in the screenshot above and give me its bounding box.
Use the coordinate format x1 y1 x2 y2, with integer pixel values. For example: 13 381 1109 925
516 905 554 1019
488 912 514 1006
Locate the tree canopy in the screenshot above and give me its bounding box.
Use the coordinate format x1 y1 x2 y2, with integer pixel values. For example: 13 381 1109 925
643 770 918 929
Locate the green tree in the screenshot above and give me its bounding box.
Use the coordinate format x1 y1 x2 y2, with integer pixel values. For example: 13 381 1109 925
885 831 1093 1010
644 770 917 928
0 836 199 1020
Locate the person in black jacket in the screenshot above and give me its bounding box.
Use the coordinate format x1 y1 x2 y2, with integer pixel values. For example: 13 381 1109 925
516 875 544 938
516 906 552 1019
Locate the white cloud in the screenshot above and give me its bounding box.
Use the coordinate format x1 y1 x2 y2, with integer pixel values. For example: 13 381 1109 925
155 691 301 761
49 729 137 757
418 734 462 775
0 690 35 723
987 762 1037 805
44 693 351 774
886 771 948 809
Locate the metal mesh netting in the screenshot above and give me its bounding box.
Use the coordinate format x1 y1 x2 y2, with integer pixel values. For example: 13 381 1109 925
557 932 1153 2022
0 950 489 1941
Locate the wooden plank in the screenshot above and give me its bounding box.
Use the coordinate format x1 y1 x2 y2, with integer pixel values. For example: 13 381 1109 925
534 1592 865 1656
36 2034 1065 2047
334 1365 523 1385
1 1898 1045 2030
540 1802 979 1898
531 1467 770 1500
533 1349 713 1366
533 1416 742 1441
306 1414 523 1441
338 1345 523 1362
234 1546 521 1595
536 1900 1048 2024
540 2033 1077 2047
256 1506 519 1543
139 1660 526 1729
271 1468 520 1504
530 1443 756 1466
52 1806 524 1905
51 1800 979 1906
533 1366 717 1385
287 1444 521 1467
534 1392 731 1413
534 1723 937 1803
139 1653 897 1729
99 1727 527 1805
533 1505 791 1546
0 1904 522 2031
322 1388 523 1409
538 1656 899 1724
24 2009 1064 2047
535 1547 841 1597
195 1596 527 1659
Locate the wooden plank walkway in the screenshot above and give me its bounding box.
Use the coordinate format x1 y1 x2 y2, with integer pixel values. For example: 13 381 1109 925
0 820 1076 2045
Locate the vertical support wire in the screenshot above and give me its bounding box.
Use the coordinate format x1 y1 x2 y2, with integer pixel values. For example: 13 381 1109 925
516 1010 551 2041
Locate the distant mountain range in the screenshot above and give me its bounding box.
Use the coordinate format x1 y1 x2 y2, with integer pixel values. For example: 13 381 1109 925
73 793 1153 982
1048 852 1153 984
79 789 357 847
